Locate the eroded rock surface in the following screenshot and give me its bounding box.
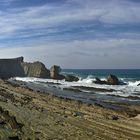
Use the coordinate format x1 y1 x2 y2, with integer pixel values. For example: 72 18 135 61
0 57 25 79
0 80 140 140
0 57 50 79
22 61 50 78
50 65 64 80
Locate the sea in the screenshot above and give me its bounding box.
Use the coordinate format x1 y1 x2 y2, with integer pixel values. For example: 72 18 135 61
9 69 140 108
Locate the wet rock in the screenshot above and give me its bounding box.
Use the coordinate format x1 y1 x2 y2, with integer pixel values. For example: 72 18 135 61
94 75 121 85
107 74 119 85
137 83 140 86
94 103 104 108
72 86 115 92
65 75 79 82
63 88 81 92
94 77 107 84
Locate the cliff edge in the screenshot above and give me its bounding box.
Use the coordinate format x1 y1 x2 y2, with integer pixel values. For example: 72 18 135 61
0 57 79 81
0 57 50 79
0 57 25 79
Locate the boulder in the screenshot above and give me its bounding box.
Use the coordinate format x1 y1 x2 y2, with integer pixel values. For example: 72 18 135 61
94 77 107 84
65 75 79 82
137 83 140 86
50 65 64 80
107 74 119 85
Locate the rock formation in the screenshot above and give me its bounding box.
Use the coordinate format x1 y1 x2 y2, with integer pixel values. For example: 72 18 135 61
0 57 25 79
94 74 120 85
0 57 50 79
94 77 106 84
0 57 80 81
65 75 79 82
50 65 65 80
21 61 50 78
107 74 119 85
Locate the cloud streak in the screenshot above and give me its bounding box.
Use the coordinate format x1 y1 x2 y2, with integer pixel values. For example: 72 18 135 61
0 0 139 68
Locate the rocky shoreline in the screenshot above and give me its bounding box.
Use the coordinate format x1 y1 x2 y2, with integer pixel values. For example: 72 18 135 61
0 80 140 140
0 57 79 82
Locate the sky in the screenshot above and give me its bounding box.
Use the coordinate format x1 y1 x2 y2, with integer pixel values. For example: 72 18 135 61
0 0 140 69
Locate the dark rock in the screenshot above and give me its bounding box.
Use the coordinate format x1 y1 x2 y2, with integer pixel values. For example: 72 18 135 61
63 88 81 92
137 83 140 86
9 136 20 140
107 74 119 85
72 86 115 92
65 75 79 82
94 77 107 84
112 115 119 120
50 65 65 80
0 57 25 79
94 75 124 85
94 103 104 108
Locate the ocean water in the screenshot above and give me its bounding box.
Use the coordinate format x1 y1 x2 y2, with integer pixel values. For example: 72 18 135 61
62 69 140 81
10 69 140 107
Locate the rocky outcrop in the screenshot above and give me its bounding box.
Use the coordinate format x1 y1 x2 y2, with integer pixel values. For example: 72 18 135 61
94 77 107 84
0 57 80 81
107 74 119 85
0 57 50 79
65 75 79 82
0 57 25 79
94 74 120 85
21 61 50 78
49 65 79 81
50 65 64 80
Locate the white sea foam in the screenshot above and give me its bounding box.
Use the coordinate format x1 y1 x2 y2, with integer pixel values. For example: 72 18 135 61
12 76 140 98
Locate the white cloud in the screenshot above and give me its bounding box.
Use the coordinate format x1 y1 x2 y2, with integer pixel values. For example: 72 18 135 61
0 0 140 68
0 0 140 35
0 38 140 68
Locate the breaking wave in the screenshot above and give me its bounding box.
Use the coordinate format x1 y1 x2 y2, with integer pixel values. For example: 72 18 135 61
11 76 140 99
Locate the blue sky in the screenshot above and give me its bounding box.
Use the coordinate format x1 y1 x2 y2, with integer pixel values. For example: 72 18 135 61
0 0 140 69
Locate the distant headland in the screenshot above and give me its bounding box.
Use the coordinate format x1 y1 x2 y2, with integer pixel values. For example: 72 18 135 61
0 56 79 82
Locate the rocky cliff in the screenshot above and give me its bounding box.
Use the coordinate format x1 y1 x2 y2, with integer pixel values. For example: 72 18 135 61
0 57 50 79
21 61 50 78
0 57 25 79
0 57 79 81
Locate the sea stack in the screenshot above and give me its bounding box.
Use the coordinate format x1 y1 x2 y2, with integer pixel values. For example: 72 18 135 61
107 74 119 85
50 65 65 80
21 61 50 78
